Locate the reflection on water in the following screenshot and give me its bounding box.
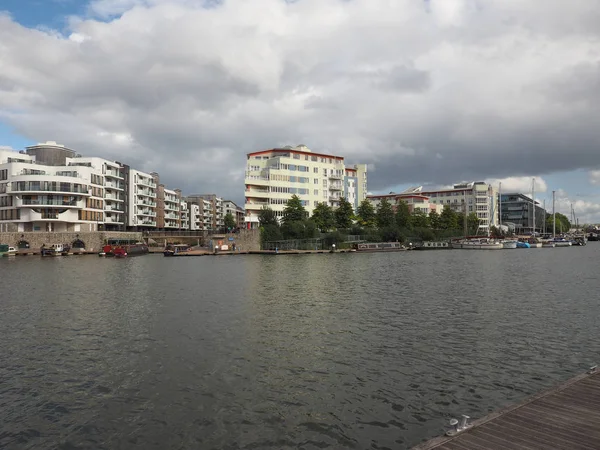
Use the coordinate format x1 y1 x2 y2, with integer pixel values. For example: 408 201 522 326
2 246 600 449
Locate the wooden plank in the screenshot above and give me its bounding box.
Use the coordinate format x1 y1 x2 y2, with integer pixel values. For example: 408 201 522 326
412 369 600 450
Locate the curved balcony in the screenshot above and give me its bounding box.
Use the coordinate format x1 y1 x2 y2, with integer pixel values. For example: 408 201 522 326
9 182 91 196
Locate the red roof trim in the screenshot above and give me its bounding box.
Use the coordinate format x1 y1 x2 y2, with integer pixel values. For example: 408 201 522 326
248 148 345 161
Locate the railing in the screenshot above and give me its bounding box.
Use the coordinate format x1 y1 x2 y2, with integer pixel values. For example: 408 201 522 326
11 186 90 194
21 199 78 207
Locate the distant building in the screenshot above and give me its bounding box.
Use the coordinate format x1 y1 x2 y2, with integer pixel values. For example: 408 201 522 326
500 193 546 234
223 200 245 228
186 194 223 230
420 182 498 233
367 189 437 214
244 144 368 229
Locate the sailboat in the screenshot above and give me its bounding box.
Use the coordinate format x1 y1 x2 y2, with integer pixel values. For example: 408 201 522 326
498 183 517 248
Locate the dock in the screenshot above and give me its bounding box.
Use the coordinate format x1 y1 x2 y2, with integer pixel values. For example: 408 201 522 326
414 366 600 450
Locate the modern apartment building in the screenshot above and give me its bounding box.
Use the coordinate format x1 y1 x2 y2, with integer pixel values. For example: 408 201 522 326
367 189 437 215
180 200 190 230
72 156 127 231
0 144 108 232
223 200 245 228
421 182 498 232
127 169 157 229
244 144 368 228
187 194 223 230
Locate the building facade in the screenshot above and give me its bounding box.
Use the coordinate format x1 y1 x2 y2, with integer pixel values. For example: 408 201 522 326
127 169 157 229
187 194 223 230
367 190 437 215
223 200 245 228
244 145 367 228
0 144 108 232
499 193 546 234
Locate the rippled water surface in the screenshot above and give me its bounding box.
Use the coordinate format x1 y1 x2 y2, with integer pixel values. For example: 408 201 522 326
2 246 600 449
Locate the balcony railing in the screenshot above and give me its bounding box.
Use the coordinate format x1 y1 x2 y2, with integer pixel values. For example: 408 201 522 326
21 199 78 207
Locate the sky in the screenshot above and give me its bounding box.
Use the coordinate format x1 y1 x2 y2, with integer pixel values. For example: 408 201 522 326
1 0 599 222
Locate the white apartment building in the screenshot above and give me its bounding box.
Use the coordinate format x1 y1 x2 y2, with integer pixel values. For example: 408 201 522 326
163 188 180 229
244 145 368 228
71 156 127 230
180 200 190 230
420 182 498 232
0 145 107 232
128 169 157 229
223 200 244 228
189 203 201 231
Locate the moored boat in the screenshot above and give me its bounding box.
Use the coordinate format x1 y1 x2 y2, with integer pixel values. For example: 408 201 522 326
0 244 17 257
41 244 68 256
553 238 572 247
415 241 451 250
541 241 556 248
99 239 149 257
164 244 190 256
517 241 530 248
502 240 517 249
452 238 503 250
354 242 407 252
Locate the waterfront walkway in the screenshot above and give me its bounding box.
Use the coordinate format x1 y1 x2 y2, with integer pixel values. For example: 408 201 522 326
414 367 600 450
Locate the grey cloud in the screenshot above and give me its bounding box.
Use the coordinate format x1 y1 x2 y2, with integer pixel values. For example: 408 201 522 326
0 0 600 216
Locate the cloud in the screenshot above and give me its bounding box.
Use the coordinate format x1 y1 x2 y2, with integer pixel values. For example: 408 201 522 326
0 0 599 210
485 176 548 195
589 170 600 186
0 145 15 151
553 189 600 225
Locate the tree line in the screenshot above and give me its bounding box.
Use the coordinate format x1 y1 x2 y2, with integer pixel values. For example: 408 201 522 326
258 195 480 247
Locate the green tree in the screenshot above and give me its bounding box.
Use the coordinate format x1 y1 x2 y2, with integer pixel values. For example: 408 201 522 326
335 197 355 229
310 202 335 231
224 212 236 229
260 224 282 248
282 194 308 225
258 206 278 226
440 205 458 230
429 210 441 229
467 212 480 234
376 198 395 228
546 212 571 234
395 200 411 228
356 199 377 228
411 210 430 228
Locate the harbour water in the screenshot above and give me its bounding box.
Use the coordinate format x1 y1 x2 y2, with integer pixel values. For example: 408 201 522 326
2 246 600 449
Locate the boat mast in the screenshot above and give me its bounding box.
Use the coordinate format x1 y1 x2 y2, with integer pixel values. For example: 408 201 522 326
463 190 468 237
543 199 546 234
532 178 536 236
552 190 556 238
499 182 502 230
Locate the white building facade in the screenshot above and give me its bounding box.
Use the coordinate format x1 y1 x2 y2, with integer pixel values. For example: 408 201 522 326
244 145 368 228
420 182 498 232
128 169 158 229
0 146 108 232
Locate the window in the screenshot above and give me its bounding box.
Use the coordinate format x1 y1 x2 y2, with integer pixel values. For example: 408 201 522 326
313 167 318 173
314 189 319 195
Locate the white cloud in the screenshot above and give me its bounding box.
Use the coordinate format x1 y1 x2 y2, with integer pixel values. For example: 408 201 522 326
553 189 600 225
589 170 600 186
0 0 599 205
486 176 548 195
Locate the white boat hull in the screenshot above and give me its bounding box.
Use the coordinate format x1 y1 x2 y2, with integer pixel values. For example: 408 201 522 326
452 240 504 250
555 241 572 247
542 242 556 248
502 241 518 249
529 243 542 248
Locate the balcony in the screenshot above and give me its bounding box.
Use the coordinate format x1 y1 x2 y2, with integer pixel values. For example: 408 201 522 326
105 170 124 179
328 172 343 180
329 183 343 191
104 217 124 224
105 181 124 190
244 176 270 186
18 198 80 208
10 183 91 195
105 194 125 202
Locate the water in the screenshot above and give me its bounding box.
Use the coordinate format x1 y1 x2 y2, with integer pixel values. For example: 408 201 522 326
2 246 600 449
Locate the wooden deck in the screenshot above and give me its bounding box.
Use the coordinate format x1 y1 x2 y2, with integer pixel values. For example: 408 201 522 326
414 367 600 450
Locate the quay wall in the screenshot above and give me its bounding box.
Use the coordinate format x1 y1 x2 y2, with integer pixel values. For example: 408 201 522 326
208 230 260 252
0 231 143 253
